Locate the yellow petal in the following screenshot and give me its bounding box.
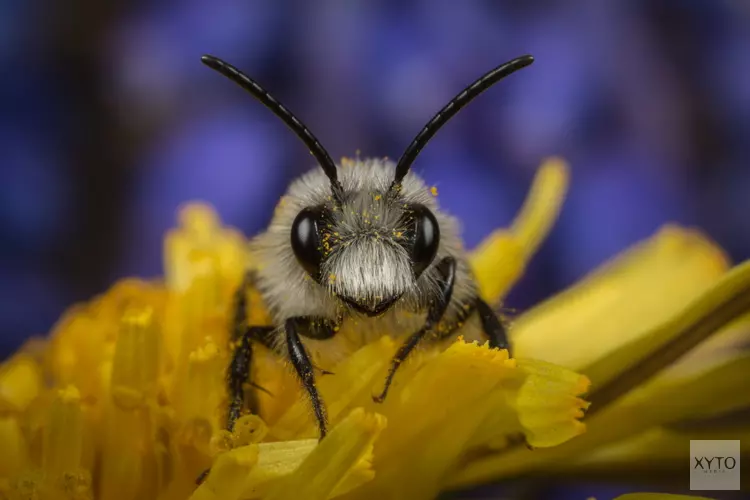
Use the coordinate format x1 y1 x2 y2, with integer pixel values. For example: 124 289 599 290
512 359 590 447
0 353 42 413
470 157 569 303
48 307 111 401
450 259 750 488
0 416 28 478
164 202 247 296
509 157 569 257
470 232 525 304
657 311 750 381
42 385 85 479
266 408 385 500
564 351 750 470
513 225 729 386
180 337 226 428
567 424 750 474
190 446 260 500
110 304 161 410
48 279 165 404
351 340 587 499
99 306 168 500
99 402 148 500
241 439 317 498
584 259 750 412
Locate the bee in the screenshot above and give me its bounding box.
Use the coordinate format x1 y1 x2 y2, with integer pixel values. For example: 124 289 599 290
200 54 534 443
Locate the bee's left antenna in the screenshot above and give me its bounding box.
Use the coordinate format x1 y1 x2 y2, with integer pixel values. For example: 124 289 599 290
201 55 344 202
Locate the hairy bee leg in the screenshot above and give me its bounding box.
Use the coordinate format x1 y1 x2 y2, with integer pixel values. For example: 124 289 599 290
197 274 272 486
286 317 333 439
373 256 456 404
250 321 335 376
227 325 275 431
475 297 511 353
225 271 273 427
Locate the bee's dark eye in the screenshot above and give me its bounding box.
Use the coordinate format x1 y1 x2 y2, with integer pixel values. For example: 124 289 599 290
405 204 440 277
291 206 326 278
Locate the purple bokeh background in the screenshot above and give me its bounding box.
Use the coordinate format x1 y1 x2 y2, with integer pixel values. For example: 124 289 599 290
1 2 749 497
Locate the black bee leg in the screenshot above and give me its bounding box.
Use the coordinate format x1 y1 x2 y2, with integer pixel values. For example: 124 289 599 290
227 325 275 431
197 273 271 486
225 271 273 429
285 316 338 440
475 297 511 354
373 256 456 404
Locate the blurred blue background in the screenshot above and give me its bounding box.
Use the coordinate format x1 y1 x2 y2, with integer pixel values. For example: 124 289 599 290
2 0 749 498
4 0 750 355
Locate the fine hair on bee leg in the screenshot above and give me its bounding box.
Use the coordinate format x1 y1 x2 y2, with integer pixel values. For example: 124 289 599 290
284 315 340 439
373 256 457 403
196 274 269 484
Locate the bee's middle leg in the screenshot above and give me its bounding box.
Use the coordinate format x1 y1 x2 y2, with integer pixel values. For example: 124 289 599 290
198 273 272 485
227 325 275 431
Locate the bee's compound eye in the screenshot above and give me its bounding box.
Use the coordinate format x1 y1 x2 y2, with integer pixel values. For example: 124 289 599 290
291 206 326 278
408 204 440 277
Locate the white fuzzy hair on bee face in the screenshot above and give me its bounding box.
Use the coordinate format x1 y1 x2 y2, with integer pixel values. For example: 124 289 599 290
251 158 477 329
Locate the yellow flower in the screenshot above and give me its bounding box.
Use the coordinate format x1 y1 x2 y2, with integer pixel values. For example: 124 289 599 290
0 157 747 499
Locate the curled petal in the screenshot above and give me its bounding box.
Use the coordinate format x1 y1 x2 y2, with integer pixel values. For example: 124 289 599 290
512 359 590 447
190 446 260 500
512 226 730 386
266 408 385 500
352 340 587 499
470 157 569 304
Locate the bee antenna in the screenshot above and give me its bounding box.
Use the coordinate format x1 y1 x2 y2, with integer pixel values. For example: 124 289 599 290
390 55 535 190
201 55 344 202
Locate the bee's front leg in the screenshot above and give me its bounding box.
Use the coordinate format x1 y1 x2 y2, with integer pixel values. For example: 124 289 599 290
285 316 338 440
373 256 456 404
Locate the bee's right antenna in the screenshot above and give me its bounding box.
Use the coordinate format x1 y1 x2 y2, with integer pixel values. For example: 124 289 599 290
390 55 534 192
201 55 345 202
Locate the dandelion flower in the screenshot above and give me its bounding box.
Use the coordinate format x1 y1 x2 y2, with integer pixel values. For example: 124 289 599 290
0 157 747 500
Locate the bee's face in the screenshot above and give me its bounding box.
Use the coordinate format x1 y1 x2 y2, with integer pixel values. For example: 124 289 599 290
290 196 440 316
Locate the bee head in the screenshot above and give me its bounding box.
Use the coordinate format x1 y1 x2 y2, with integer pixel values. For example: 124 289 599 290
202 53 534 317
290 197 440 316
